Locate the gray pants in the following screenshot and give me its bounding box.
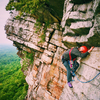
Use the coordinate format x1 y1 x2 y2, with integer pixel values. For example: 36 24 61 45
62 58 79 82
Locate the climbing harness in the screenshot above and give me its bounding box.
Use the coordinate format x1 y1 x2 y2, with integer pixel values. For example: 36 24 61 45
69 48 76 69
69 47 100 83
72 72 100 83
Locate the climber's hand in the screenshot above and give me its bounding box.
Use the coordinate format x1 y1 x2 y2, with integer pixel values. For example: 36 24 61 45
91 46 94 50
88 46 94 53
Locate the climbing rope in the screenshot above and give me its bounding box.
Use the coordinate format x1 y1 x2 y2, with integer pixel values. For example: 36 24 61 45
72 72 100 83
68 47 100 83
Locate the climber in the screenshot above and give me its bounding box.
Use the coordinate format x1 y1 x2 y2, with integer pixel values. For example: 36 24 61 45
61 46 94 88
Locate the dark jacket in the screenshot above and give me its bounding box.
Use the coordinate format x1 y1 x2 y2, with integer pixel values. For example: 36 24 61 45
62 47 89 61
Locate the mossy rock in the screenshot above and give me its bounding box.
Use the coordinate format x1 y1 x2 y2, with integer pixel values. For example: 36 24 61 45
49 0 65 19
71 28 90 36
63 41 77 48
95 2 100 15
88 34 100 47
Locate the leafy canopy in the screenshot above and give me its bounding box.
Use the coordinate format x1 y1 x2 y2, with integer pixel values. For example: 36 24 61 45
6 0 49 16
0 45 28 100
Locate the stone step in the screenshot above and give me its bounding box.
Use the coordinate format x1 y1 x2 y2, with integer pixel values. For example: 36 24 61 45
70 21 92 29
63 25 95 45
63 26 75 36
7 35 44 52
63 35 88 43
70 21 92 35
62 11 94 27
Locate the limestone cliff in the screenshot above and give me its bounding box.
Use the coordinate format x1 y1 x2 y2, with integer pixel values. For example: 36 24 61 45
5 0 100 100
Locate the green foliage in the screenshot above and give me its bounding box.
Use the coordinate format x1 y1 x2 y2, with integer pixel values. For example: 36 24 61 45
6 0 50 27
6 0 49 15
21 50 35 71
0 45 28 100
23 50 34 64
15 15 21 19
21 59 29 71
6 0 65 24
38 33 46 43
34 20 49 43
6 0 64 43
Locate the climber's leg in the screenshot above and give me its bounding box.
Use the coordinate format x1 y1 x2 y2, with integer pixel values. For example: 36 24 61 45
63 61 73 88
72 61 79 72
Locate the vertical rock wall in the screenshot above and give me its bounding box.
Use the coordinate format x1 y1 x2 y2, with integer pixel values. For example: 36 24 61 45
59 48 100 100
59 0 100 99
5 10 68 100
61 0 100 47
4 0 100 100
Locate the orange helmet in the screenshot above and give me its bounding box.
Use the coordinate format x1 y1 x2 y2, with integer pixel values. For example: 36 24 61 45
79 46 88 53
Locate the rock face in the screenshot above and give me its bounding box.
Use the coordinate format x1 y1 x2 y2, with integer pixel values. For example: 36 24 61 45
5 0 100 100
60 47 100 100
62 0 100 47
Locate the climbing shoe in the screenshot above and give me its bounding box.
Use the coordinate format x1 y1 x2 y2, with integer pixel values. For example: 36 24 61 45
68 82 73 88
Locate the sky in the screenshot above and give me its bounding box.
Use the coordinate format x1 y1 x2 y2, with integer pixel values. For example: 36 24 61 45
0 0 13 45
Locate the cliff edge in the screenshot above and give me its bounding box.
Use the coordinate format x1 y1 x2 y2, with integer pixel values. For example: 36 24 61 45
5 0 100 100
